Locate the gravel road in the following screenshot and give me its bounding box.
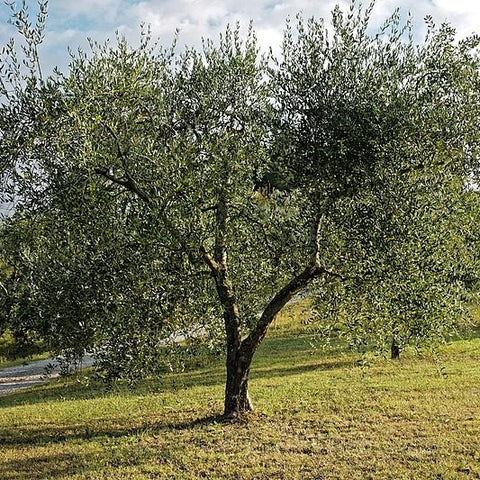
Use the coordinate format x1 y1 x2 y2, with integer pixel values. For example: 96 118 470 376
0 355 95 397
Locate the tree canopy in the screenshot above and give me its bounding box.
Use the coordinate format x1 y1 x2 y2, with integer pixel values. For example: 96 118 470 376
1 0 480 417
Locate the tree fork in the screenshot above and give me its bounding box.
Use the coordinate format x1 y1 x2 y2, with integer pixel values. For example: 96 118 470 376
223 262 327 418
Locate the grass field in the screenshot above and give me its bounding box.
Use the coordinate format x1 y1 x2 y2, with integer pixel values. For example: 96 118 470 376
1 302 479 479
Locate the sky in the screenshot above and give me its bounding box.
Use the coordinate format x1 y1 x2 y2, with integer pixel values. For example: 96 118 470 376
1 0 480 75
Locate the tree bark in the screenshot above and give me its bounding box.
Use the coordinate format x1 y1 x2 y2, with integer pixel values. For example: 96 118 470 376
391 337 400 359
224 348 253 418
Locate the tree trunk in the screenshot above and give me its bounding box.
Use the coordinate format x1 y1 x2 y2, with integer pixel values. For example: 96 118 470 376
391 337 400 359
221 262 327 418
224 348 253 418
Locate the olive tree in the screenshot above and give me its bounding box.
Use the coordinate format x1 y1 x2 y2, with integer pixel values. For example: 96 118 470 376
2 1 480 418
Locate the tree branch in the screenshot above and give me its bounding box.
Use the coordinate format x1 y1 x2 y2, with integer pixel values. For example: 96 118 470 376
101 122 127 166
239 205 349 360
94 167 151 204
214 198 228 265
199 245 221 274
200 205 218 213
240 262 325 358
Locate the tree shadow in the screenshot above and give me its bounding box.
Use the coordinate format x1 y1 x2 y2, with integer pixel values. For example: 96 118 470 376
0 451 99 480
0 411 241 479
0 411 229 449
165 413 227 429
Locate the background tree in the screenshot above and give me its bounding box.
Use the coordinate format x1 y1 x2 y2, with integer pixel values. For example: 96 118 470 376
1 1 480 418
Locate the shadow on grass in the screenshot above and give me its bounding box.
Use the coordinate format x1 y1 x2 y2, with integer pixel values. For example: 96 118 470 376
0 438 167 479
0 416 241 479
0 419 154 447
0 410 228 449
0 451 95 480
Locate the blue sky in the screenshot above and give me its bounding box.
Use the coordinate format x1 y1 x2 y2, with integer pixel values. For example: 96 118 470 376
1 0 480 74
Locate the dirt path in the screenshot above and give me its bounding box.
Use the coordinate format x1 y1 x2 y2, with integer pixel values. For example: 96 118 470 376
0 356 95 396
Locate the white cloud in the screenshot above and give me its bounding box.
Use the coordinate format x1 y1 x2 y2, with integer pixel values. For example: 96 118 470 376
53 0 126 23
370 0 480 39
432 0 480 37
118 0 347 52
2 0 480 74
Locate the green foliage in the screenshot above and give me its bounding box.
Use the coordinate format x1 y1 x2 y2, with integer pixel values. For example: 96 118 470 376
0 328 45 361
1 0 480 406
0 330 15 360
273 3 480 356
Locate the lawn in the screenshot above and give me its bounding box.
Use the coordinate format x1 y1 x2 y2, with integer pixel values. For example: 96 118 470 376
1 303 479 479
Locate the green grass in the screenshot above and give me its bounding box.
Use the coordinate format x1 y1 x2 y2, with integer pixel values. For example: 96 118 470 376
1 308 480 479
